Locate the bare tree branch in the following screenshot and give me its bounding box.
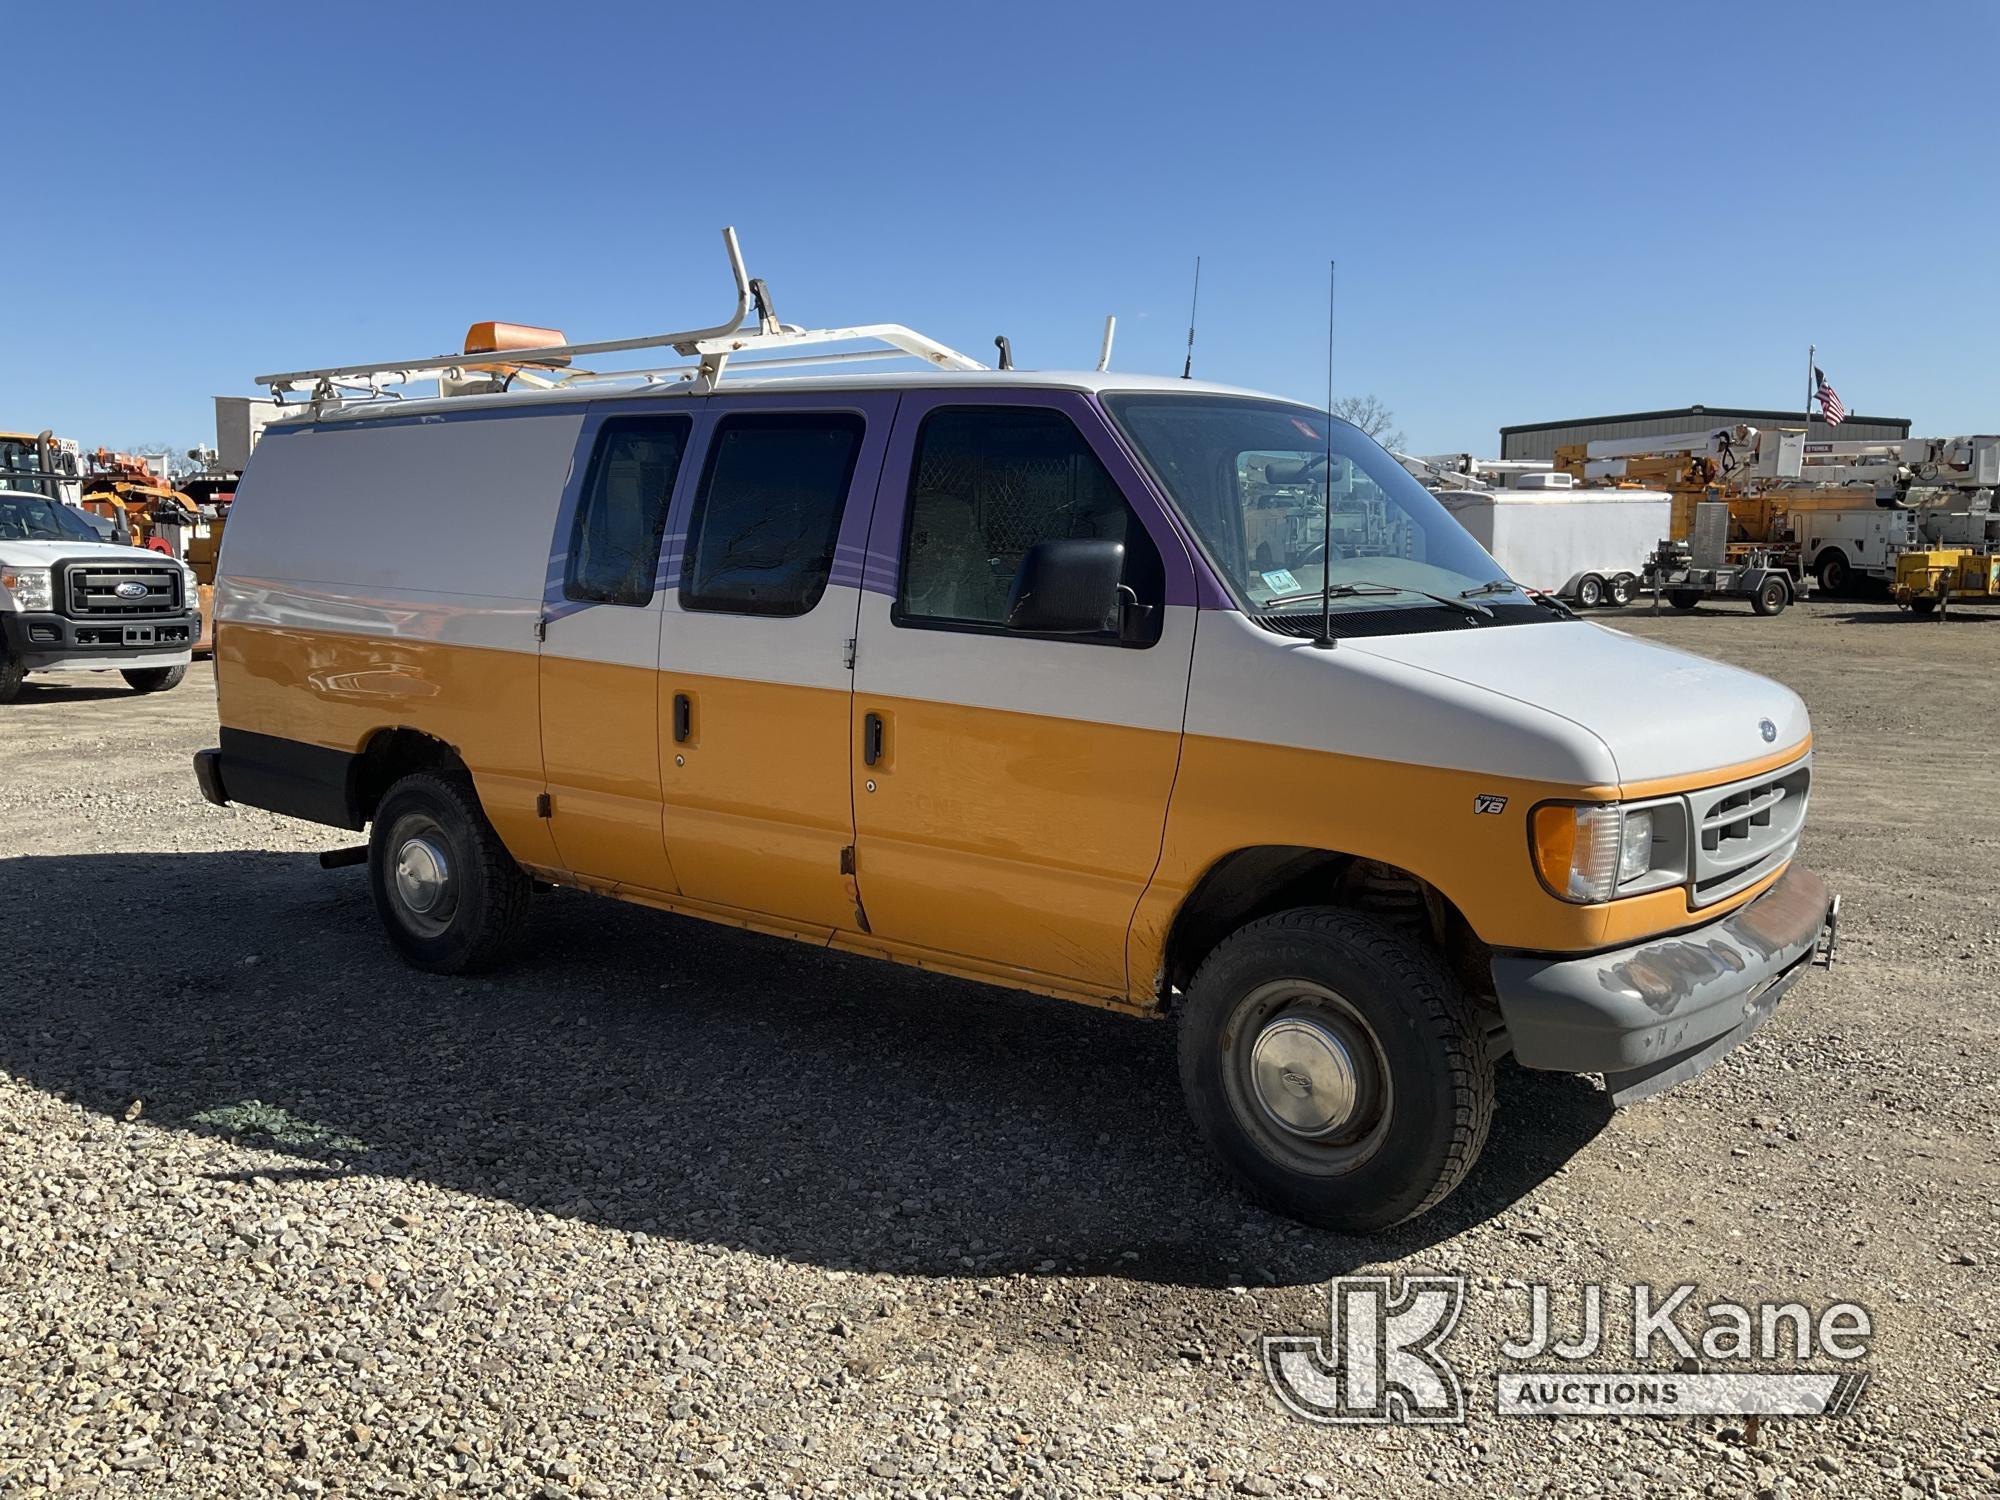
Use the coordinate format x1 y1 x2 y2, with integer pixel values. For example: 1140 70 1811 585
1329 394 1406 454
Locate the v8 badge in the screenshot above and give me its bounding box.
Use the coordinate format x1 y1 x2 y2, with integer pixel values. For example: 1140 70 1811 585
1473 794 1509 815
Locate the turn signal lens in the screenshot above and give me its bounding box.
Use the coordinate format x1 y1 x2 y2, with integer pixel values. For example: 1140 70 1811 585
1531 803 1623 903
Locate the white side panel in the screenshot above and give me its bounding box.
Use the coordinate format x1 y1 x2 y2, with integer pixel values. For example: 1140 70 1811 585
661 584 861 693
220 411 586 604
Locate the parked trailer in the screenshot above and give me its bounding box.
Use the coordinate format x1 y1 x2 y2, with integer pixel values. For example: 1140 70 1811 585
1433 481 1670 607
1643 501 1810 616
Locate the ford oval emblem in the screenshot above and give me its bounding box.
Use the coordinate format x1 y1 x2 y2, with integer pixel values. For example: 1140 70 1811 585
1758 718 1777 743
115 580 149 599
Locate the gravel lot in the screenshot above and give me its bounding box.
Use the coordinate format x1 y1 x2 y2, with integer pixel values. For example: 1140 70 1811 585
3 597 1997 1498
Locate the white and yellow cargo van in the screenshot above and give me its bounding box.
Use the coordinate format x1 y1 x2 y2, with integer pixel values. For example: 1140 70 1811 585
195 234 1835 1230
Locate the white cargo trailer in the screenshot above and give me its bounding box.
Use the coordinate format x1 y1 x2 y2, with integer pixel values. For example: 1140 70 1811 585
1435 482 1672 607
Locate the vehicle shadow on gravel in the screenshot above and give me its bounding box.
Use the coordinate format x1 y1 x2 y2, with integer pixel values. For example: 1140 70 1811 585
0 850 1611 1288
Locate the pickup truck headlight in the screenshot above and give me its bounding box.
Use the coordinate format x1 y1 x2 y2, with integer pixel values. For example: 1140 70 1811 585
1532 801 1684 903
1 568 54 612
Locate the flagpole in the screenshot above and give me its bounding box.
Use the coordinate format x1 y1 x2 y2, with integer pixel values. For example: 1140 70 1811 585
1805 343 1816 439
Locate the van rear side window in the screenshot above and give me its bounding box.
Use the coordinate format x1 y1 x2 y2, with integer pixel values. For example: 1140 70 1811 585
565 415 693 606
680 412 865 618
897 406 1161 634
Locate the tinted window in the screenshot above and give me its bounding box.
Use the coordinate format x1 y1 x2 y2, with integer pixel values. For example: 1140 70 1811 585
680 412 864 617
897 407 1161 631
565 415 692 606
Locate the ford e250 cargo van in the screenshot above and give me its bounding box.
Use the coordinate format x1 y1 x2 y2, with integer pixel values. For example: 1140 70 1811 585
194 244 1835 1230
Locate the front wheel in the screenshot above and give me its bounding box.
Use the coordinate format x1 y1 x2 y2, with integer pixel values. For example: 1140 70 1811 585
1608 573 1635 607
1574 573 1605 608
1816 551 1851 594
0 651 24 704
1178 908 1495 1233
368 773 532 973
1669 589 1702 611
122 665 186 694
1910 597 1938 619
1751 576 1791 617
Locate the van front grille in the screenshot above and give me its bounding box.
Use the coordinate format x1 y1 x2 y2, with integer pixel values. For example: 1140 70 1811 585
63 561 183 618
1689 758 1811 906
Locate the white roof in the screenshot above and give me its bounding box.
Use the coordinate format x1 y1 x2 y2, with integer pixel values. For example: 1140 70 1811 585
285 369 1289 427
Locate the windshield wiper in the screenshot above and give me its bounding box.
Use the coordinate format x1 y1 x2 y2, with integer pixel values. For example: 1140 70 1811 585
1458 578 1523 599
1272 580 1492 620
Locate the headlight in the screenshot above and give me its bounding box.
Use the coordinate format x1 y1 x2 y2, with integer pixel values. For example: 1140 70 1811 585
181 562 199 601
1531 801 1679 903
1 567 54 612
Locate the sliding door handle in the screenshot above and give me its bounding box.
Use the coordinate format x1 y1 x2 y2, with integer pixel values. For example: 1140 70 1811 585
672 692 691 744
863 711 884 767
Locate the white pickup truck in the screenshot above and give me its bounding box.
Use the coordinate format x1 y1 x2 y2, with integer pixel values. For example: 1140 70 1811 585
0 489 200 702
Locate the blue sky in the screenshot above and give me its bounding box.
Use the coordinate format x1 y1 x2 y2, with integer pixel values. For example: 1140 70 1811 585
9 1 1994 456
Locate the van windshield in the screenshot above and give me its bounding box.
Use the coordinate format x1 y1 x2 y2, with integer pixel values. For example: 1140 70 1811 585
1103 394 1533 617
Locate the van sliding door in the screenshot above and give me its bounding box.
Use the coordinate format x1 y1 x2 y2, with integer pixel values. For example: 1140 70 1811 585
654 392 897 936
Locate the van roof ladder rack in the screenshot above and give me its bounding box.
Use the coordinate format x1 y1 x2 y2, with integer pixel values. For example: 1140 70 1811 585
255 227 985 408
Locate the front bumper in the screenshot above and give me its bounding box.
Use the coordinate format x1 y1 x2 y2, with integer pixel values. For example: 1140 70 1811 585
1491 864 1834 1104
1 608 199 670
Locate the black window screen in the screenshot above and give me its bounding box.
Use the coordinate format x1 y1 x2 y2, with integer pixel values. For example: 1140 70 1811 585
897 406 1160 629
680 412 865 617
565 415 692 606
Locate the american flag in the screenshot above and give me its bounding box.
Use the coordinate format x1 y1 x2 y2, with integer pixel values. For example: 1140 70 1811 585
1814 367 1846 426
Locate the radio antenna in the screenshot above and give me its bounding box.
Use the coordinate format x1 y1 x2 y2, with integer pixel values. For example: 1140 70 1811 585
1312 259 1338 650
1180 256 1202 379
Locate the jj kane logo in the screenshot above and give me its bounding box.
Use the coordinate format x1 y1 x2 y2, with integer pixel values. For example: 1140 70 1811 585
1263 1277 1872 1425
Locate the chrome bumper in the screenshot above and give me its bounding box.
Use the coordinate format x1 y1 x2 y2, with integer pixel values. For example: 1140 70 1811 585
1490 865 1835 1105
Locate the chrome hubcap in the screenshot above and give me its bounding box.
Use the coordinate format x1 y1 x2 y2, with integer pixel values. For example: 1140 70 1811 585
394 835 452 914
1221 980 1392 1177
1249 1016 1360 1137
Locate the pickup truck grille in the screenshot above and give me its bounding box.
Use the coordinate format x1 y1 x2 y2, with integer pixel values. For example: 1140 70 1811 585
1689 757 1811 907
63 561 183 618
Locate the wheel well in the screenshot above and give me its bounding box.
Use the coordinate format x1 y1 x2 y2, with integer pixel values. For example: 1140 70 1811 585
350 728 467 825
1157 846 1492 1004
1814 546 1848 567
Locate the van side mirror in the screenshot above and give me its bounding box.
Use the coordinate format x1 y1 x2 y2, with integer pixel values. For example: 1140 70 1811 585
1004 539 1124 634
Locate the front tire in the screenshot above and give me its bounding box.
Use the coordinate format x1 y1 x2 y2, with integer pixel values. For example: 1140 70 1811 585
1608 573 1635 607
0 651 24 704
122 665 186 694
368 773 532 974
1574 573 1605 608
1816 550 1851 595
1178 908 1495 1233
1669 589 1702 611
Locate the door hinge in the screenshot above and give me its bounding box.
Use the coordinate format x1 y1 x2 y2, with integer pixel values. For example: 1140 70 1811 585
533 614 548 643
843 636 856 670
535 793 552 819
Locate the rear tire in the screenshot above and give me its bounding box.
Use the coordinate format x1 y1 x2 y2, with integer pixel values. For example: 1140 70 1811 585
1178 907 1495 1233
1751 576 1791 616
368 772 532 974
122 665 186 694
1669 589 1702 611
0 651 24 704
1574 573 1605 608
1608 573 1635 606
1910 597 1938 618
1815 550 1851 595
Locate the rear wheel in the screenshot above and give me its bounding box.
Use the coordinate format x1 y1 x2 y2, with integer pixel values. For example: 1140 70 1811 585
0 651 24 704
1815 550 1851 595
1608 573 1635 607
368 772 532 973
1574 573 1606 608
1910 597 1938 618
1751 576 1791 617
122 665 186 694
1669 589 1702 611
1178 908 1495 1232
